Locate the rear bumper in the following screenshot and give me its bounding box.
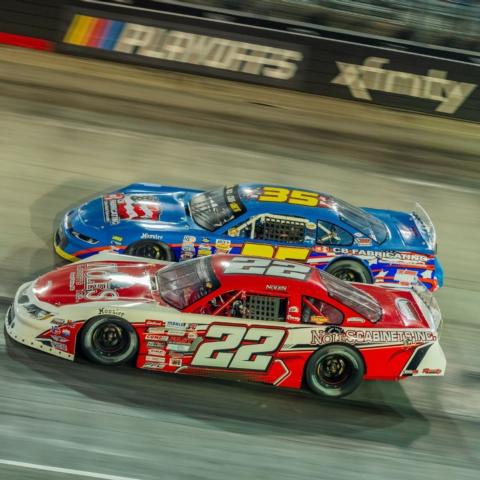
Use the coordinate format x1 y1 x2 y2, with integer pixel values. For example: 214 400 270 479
401 341 446 377
434 257 444 289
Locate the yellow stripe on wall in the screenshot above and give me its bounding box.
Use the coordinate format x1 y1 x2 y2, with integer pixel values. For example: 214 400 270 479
63 14 83 44
66 15 95 46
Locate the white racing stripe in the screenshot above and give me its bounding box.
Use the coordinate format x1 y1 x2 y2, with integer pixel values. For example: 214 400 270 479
0 459 142 480
372 173 479 195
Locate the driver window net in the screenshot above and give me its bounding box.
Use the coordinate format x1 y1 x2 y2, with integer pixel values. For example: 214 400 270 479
245 295 286 322
255 216 305 243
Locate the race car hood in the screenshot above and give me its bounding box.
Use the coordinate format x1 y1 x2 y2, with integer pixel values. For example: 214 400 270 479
76 191 190 229
32 261 159 306
364 208 431 252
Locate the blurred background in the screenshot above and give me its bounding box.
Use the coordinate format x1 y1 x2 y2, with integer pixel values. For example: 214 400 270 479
189 0 480 51
0 1 479 480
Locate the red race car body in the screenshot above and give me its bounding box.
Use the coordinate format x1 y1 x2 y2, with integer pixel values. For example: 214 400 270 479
6 253 445 397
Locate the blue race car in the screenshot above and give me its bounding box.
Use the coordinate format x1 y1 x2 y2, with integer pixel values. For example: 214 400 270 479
54 183 443 290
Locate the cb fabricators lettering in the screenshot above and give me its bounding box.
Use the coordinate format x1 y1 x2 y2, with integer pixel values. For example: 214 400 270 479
114 24 303 80
332 56 477 114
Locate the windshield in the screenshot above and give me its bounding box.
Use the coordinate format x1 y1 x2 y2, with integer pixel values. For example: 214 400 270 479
332 198 387 244
157 257 220 310
320 271 382 323
190 185 246 231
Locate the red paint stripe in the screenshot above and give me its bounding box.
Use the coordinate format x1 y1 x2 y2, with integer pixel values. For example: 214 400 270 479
0 32 54 51
74 245 127 257
89 18 109 48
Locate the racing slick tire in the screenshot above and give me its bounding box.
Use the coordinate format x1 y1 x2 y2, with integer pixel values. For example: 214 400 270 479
325 259 372 284
79 316 139 366
305 344 365 398
126 240 175 261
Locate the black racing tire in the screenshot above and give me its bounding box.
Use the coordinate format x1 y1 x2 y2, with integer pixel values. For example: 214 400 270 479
305 344 365 398
79 316 138 366
325 259 372 284
126 240 174 261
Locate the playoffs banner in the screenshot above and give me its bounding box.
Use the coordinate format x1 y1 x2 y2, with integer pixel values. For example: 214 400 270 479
59 8 308 88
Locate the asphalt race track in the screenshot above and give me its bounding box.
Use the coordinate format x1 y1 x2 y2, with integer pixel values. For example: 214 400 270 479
0 46 479 480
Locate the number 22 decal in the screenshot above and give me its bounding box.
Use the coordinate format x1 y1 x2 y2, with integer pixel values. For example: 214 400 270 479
191 325 286 371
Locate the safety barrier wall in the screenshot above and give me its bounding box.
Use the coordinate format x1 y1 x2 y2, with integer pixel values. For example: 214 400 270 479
1 0 480 122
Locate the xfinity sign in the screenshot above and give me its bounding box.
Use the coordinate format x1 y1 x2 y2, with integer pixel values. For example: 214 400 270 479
331 56 477 114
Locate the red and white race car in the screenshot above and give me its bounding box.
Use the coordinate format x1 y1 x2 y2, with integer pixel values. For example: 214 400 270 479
5 253 446 397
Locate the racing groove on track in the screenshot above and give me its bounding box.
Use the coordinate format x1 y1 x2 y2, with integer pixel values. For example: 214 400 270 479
0 49 479 480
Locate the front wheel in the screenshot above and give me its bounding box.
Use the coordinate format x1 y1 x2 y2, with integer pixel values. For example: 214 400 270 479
126 240 174 260
305 344 365 398
79 316 138 366
326 259 371 283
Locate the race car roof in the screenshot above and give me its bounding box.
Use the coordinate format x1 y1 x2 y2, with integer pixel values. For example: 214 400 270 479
235 183 340 220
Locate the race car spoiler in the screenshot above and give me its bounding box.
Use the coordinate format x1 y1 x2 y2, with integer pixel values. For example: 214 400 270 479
412 203 436 251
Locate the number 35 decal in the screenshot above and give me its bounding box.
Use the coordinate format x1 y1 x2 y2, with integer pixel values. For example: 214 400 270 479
191 325 286 371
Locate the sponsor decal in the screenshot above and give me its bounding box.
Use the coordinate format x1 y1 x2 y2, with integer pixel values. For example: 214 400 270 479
187 332 197 339
310 315 329 325
183 235 196 244
143 362 166 369
141 233 163 240
170 351 185 358
180 250 195 261
51 341 68 351
98 307 124 317
147 327 166 334
347 317 366 323
394 269 417 284
180 235 196 261
331 56 477 114
102 193 160 225
147 348 166 356
287 314 300 322
197 244 212 256
167 343 192 352
74 263 120 301
215 239 231 254
146 341 167 348
169 358 182 367
146 355 166 363
288 306 299 313
69 272 75 291
329 247 429 263
310 329 437 346
145 334 165 341
422 368 442 375
355 238 372 247
266 284 287 292
50 318 66 326
51 335 68 343
166 320 187 330
146 320 165 327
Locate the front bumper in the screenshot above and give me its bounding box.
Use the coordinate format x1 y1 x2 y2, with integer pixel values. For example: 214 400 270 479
5 283 74 361
54 227 80 262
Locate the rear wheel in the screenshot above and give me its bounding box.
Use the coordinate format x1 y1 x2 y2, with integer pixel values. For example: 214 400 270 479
326 259 371 283
126 240 174 260
305 344 364 398
80 316 138 366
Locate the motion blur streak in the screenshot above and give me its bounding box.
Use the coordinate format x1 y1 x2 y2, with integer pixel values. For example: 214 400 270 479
0 46 479 480
0 460 141 480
